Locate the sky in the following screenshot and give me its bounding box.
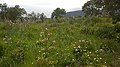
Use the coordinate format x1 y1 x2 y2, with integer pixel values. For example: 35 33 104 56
0 0 89 18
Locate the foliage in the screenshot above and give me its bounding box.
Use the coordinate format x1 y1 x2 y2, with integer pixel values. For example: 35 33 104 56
7 5 26 22
82 0 120 23
51 8 66 20
0 17 120 67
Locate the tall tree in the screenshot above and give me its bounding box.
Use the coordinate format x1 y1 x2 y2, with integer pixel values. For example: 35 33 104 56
40 13 46 22
82 0 120 23
51 8 66 20
0 3 7 21
82 0 103 16
7 5 26 22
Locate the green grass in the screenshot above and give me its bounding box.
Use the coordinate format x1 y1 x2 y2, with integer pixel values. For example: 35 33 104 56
0 20 120 67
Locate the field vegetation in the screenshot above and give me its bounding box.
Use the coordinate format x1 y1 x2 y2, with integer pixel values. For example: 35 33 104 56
0 17 120 67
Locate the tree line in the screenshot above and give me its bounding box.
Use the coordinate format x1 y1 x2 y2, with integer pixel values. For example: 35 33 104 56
2 0 120 23
0 3 48 23
0 3 66 23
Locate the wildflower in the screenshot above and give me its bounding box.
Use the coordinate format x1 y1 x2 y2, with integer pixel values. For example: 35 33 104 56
86 41 89 43
73 44 75 46
11 42 12 43
72 59 75 61
45 28 48 30
79 40 81 42
78 46 81 48
74 47 76 49
37 57 40 60
4 41 8 44
90 62 93 65
48 33 52 36
75 49 78 51
118 58 120 60
53 40 56 43
83 49 86 51
39 51 41 53
32 62 34 64
100 58 102 60
117 36 119 38
43 52 45 55
96 60 99 62
66 65 68 67
3 38 6 41
40 34 42 37
41 48 45 51
89 52 91 54
46 38 48 40
75 42 77 44
94 58 96 60
82 40 85 42
41 32 44 34
36 41 39 43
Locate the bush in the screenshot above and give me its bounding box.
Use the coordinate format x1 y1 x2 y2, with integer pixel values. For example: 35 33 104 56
73 40 107 66
115 22 120 33
93 23 115 39
0 45 4 58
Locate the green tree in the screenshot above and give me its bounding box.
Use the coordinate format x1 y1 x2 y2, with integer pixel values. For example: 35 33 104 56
40 13 46 22
0 3 7 21
82 0 120 23
82 0 103 16
7 5 26 22
51 8 66 20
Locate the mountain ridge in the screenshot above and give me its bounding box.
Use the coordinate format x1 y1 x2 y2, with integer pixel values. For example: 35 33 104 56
65 10 85 17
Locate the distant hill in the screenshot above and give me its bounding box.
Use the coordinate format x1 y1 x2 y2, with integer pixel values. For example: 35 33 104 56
65 10 85 17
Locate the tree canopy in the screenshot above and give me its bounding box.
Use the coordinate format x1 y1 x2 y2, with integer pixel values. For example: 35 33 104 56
51 8 66 20
82 0 120 23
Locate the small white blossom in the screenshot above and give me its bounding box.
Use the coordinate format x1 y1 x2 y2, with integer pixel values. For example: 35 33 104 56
78 46 81 48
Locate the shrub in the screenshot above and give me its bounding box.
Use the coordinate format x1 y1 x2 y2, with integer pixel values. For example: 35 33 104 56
115 22 120 33
93 23 116 39
10 47 24 63
0 45 4 58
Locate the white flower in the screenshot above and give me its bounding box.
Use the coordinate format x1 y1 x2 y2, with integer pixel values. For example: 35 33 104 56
72 59 75 61
43 52 45 55
78 46 81 48
100 58 102 60
36 41 39 43
3 38 6 40
117 36 119 38
89 52 91 54
41 32 44 34
79 40 81 42
96 60 99 62
45 28 48 30
94 58 96 60
82 40 85 42
118 58 120 60
32 62 34 64
4 41 8 44
75 49 78 51
53 40 56 43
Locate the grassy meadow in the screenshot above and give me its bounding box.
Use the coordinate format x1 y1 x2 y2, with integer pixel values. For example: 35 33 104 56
0 17 120 67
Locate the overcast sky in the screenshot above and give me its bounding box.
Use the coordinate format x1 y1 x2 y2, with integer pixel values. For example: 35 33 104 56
0 0 89 18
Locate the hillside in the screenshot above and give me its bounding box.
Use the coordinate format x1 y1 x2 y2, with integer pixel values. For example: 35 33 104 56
65 10 85 17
